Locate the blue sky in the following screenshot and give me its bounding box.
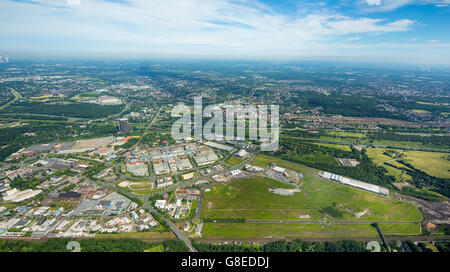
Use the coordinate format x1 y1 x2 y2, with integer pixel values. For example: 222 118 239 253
1 0 449 64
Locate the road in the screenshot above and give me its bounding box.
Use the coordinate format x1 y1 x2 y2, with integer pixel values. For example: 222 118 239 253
0 88 22 110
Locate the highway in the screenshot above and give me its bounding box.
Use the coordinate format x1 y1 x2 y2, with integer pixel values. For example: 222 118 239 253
0 88 22 110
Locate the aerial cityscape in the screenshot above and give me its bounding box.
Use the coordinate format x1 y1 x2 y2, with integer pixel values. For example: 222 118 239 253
0 0 449 257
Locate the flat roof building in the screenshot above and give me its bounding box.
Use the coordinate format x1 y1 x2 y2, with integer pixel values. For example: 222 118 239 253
153 162 170 175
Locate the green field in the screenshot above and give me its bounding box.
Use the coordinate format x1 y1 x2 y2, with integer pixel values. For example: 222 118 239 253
202 222 421 239
145 245 165 252
326 131 366 139
311 143 352 152
401 150 450 179
365 148 412 182
201 176 421 221
70 91 103 102
201 155 421 222
226 156 245 166
410 109 430 114
366 147 450 180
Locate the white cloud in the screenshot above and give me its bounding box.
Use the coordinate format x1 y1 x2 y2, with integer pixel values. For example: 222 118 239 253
67 0 81 6
366 0 382 6
362 0 450 11
0 0 433 62
327 18 415 34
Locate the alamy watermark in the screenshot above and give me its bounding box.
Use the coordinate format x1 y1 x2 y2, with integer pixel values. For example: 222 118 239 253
170 96 279 151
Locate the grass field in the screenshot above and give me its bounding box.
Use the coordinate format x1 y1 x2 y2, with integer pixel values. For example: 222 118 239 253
70 91 102 102
401 150 450 179
201 155 421 222
311 143 352 152
366 147 450 180
202 222 420 239
326 131 366 139
226 156 245 166
145 245 165 252
365 148 412 182
410 109 430 114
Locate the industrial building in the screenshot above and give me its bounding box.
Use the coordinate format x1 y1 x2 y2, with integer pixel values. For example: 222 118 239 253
153 162 170 175
194 151 219 166
319 171 389 196
235 149 249 158
2 188 42 203
126 161 148 176
176 158 193 171
204 141 235 152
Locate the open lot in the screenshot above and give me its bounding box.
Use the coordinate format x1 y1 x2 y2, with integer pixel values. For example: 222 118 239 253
226 156 245 166
201 155 421 222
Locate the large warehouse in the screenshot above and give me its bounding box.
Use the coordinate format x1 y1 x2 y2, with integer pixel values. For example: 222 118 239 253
319 171 389 196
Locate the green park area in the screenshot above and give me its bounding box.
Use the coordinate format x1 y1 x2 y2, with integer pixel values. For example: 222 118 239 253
200 154 422 239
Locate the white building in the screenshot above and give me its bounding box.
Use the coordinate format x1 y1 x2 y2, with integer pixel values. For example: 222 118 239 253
2 188 42 203
155 200 167 210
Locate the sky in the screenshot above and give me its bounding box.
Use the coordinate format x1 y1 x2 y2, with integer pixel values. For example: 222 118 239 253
1 0 450 64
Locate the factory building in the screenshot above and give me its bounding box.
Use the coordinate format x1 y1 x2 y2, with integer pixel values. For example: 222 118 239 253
319 171 389 196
